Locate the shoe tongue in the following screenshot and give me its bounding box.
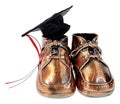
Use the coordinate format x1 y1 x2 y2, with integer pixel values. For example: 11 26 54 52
42 36 68 47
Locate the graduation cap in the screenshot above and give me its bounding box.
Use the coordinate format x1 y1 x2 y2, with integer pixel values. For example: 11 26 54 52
21 6 73 40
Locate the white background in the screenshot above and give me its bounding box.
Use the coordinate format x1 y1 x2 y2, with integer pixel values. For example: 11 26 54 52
0 0 120 104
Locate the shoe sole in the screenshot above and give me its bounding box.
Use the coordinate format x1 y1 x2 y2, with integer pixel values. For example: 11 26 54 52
37 88 75 98
77 78 114 97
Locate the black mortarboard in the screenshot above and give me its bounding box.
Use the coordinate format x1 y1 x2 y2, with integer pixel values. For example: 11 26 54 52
21 6 73 40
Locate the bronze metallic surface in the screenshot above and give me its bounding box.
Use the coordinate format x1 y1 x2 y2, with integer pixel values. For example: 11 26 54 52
36 36 75 98
71 33 114 97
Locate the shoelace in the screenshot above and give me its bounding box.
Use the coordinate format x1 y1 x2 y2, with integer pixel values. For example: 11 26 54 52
5 35 42 88
70 41 102 58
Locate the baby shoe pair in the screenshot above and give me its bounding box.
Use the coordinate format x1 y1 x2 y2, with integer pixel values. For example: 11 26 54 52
21 6 114 98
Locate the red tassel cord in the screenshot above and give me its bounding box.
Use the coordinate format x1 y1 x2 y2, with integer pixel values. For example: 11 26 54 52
5 65 38 88
5 35 42 88
26 35 42 60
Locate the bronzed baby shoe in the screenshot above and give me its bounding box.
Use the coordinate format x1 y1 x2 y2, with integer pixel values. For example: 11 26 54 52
71 33 114 97
37 36 75 98
21 6 75 98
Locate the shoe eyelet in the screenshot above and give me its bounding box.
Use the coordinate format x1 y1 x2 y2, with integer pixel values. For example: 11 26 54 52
88 47 94 55
51 45 59 56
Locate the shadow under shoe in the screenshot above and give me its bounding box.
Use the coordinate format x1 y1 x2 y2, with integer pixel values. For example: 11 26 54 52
37 36 75 98
71 33 114 97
